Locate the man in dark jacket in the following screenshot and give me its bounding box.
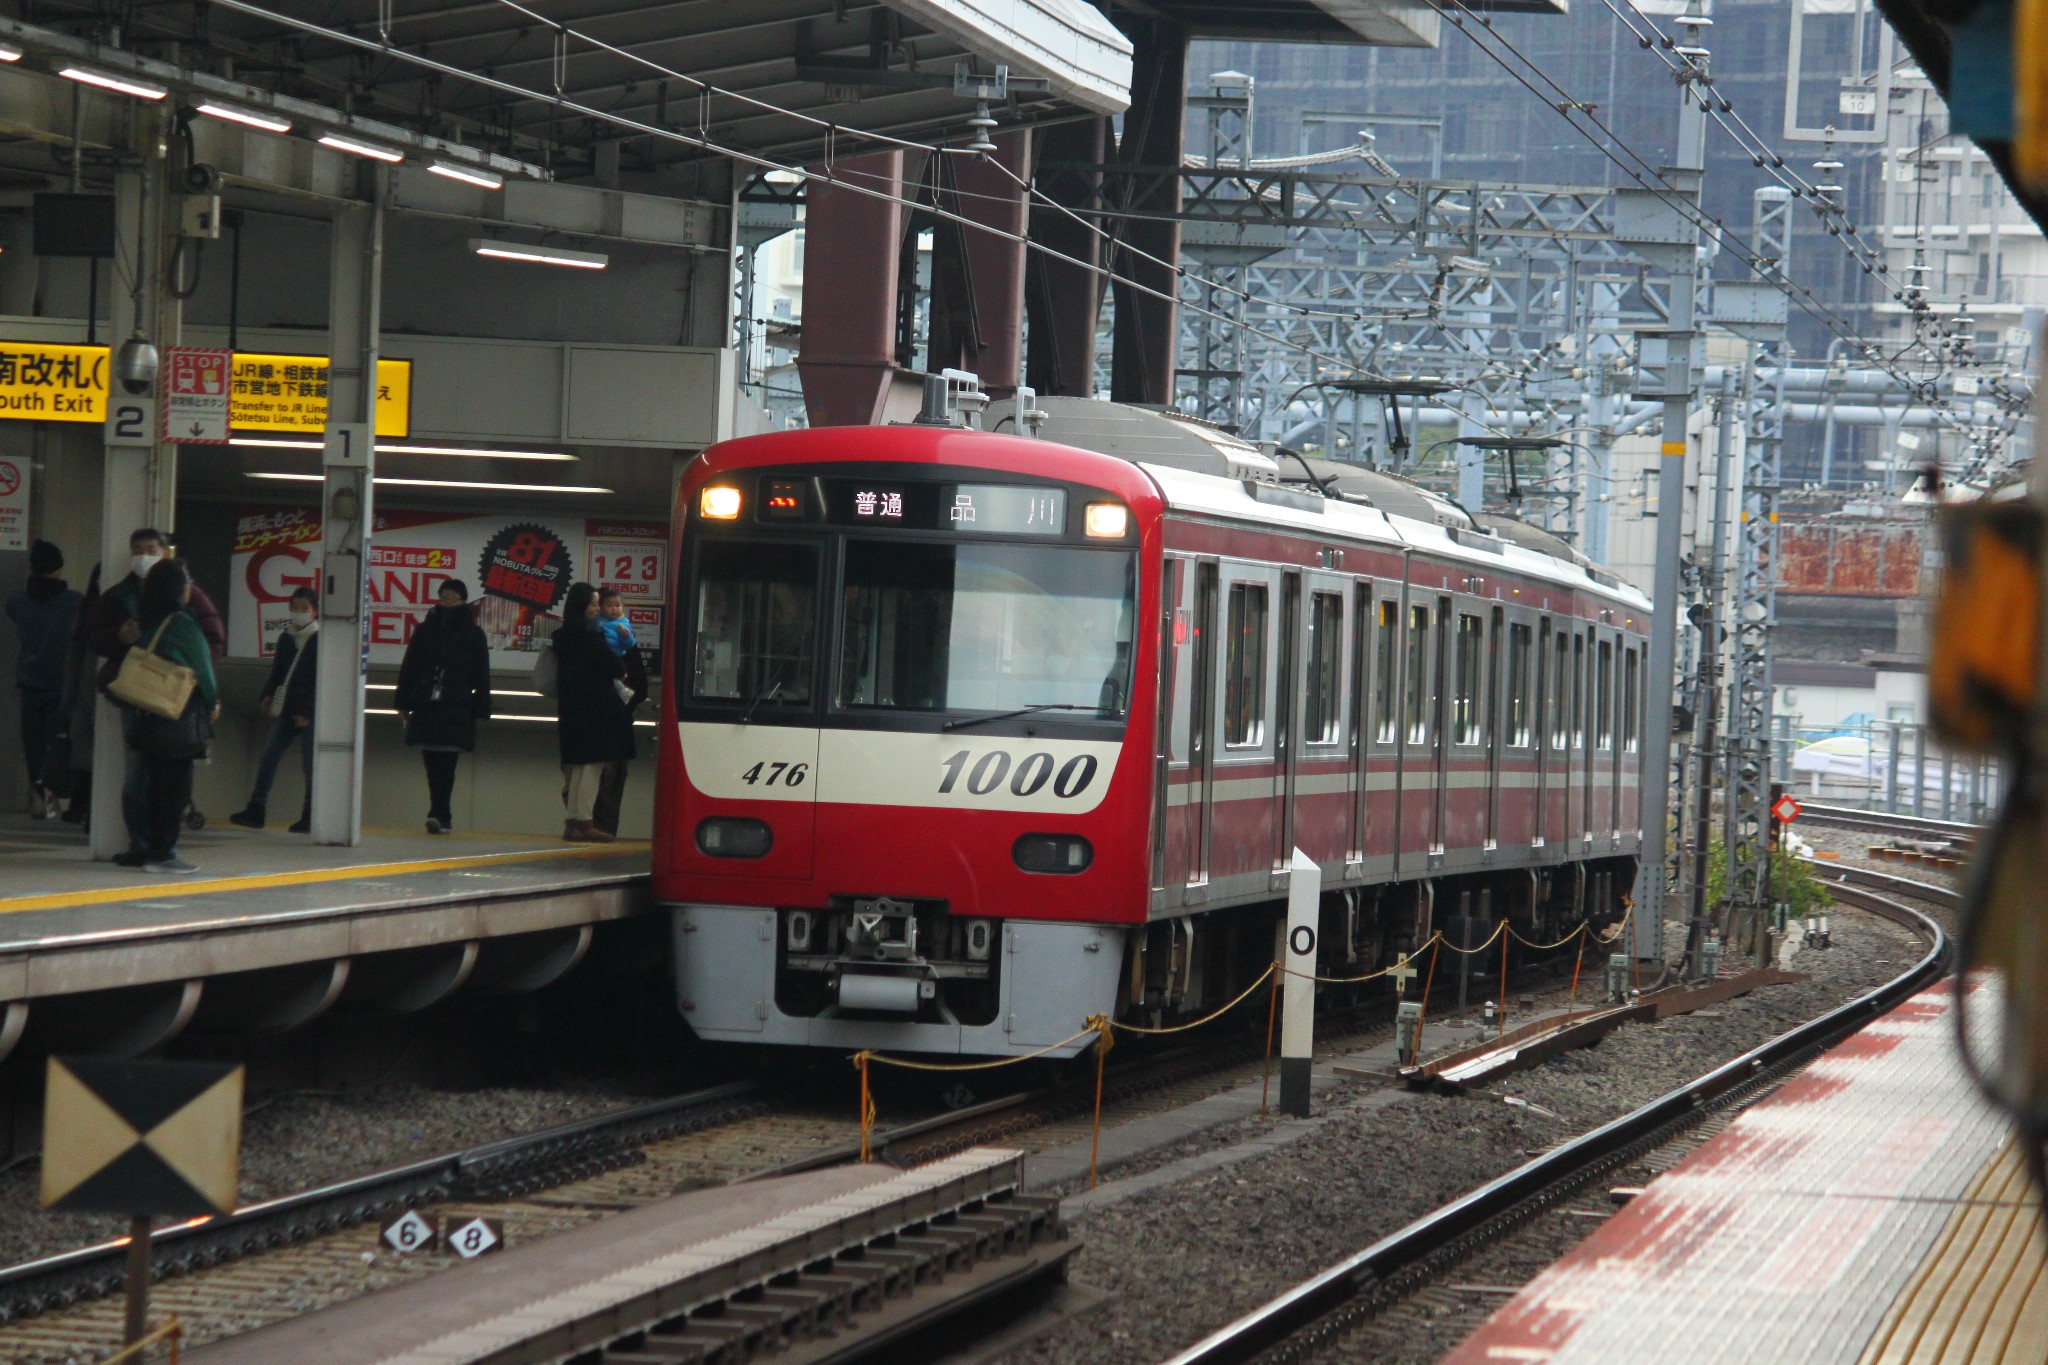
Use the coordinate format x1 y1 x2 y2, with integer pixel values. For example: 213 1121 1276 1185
86 528 227 662
230 586 319 833
7 539 83 817
396 579 493 833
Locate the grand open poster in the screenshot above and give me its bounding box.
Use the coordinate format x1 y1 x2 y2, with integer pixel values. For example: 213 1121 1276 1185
228 504 666 672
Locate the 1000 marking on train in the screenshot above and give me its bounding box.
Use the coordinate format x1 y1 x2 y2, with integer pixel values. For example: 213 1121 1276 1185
936 749 1099 799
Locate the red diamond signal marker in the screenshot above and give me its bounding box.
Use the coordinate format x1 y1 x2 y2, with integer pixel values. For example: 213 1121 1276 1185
1772 795 1801 824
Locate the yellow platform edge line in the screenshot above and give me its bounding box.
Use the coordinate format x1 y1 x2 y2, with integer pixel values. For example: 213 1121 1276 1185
0 843 650 915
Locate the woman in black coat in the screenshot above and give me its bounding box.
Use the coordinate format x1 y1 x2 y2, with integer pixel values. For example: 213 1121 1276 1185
396 578 493 834
551 581 633 843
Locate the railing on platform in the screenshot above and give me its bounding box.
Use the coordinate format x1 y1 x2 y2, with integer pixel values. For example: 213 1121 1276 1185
1775 716 2002 824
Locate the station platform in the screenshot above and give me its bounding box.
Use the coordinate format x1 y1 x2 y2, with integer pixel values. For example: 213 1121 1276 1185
0 816 651 1057
1447 977 2043 1365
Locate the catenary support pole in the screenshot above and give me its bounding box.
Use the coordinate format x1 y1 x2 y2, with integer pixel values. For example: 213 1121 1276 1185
1632 0 1711 967
311 170 385 846
1279 848 1319 1118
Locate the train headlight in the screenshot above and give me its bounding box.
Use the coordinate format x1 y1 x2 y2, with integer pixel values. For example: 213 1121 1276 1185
1013 834 1093 874
696 816 771 857
700 485 742 520
1084 501 1129 538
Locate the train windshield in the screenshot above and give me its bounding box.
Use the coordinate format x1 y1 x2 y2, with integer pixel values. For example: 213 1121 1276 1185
836 541 1135 719
688 539 818 710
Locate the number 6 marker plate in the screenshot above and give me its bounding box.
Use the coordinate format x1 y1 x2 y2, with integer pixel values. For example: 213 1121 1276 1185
381 1209 437 1254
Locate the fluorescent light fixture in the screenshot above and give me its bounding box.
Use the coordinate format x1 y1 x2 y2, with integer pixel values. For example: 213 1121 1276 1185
198 102 292 134
470 238 608 270
367 708 655 727
60 67 168 101
0 43 23 62
378 443 577 461
319 133 405 163
429 161 504 190
248 471 613 495
230 436 322 451
229 436 575 462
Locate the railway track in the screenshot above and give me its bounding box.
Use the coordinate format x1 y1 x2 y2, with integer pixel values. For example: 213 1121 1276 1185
1794 801 1979 848
1157 864 1956 1365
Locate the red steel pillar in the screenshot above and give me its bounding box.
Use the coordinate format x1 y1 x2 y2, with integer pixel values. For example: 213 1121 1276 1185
1110 22 1187 407
1026 118 1109 398
928 131 1033 390
797 150 905 426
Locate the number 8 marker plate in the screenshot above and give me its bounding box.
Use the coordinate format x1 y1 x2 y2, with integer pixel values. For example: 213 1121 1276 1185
446 1216 504 1258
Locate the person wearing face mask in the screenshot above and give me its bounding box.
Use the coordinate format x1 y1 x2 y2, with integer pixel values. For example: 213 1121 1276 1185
230 586 319 833
395 579 493 833
86 529 227 663
86 528 228 856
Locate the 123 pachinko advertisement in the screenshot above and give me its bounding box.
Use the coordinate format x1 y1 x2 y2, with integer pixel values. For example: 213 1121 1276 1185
229 506 667 672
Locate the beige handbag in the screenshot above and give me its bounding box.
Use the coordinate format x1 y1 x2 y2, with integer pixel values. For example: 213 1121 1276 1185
108 618 197 720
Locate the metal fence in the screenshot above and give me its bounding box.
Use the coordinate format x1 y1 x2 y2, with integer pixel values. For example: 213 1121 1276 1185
1773 717 2002 823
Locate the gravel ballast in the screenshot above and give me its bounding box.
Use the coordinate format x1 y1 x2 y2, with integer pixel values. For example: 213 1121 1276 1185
993 904 1924 1365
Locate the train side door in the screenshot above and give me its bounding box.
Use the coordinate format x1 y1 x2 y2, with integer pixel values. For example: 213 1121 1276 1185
1275 570 1303 883
1535 617 1552 851
1151 557 1181 896
1347 582 1372 867
1183 561 1219 896
1431 593 1451 856
1486 605 1505 852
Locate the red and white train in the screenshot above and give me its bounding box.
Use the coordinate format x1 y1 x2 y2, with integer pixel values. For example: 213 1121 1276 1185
655 394 1648 1057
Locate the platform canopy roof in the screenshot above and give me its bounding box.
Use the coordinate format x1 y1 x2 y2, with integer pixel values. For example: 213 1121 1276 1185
0 0 1136 179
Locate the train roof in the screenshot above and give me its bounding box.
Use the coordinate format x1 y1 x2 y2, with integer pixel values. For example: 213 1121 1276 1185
1137 457 1650 612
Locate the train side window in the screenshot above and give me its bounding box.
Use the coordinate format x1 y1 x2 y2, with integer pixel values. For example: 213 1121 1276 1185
1622 646 1640 752
1550 633 1569 748
1403 604 1429 744
1507 623 1533 747
1304 591 1344 745
1571 634 1585 748
1375 601 1398 744
1595 639 1614 750
1224 582 1268 747
1452 612 1483 746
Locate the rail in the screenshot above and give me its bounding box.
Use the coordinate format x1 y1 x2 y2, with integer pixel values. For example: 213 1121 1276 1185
1161 882 1951 1365
1795 801 1980 845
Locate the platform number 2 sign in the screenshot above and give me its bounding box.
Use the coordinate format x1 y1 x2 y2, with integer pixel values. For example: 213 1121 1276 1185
106 395 156 448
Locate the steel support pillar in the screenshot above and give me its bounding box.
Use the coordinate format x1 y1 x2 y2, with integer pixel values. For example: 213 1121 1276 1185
311 174 384 846
797 151 906 426
1632 2 1711 965
1025 118 1107 398
91 153 161 860
1110 21 1186 407
928 132 1032 390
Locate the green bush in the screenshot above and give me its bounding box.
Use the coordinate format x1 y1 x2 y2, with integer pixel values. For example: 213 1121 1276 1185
1704 838 1831 919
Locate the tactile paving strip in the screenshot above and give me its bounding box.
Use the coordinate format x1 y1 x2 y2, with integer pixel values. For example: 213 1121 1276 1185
1447 980 2032 1365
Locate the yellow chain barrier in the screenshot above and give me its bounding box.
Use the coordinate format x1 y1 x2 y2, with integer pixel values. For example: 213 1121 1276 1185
96 1319 182 1365
1509 920 1591 951
1282 930 1446 985
1438 918 1510 955
1086 1012 1113 1188
1110 960 1278 1036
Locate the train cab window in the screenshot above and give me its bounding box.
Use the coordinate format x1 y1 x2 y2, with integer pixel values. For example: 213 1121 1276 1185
836 540 1135 716
1304 592 1344 745
1403 605 1430 744
688 539 819 710
1595 640 1615 750
1623 646 1640 752
1452 613 1484 746
1375 602 1398 744
1507 623 1533 747
1224 582 1269 747
1550 634 1569 749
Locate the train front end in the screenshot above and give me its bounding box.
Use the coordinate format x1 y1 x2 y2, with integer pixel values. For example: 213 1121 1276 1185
655 425 1162 1057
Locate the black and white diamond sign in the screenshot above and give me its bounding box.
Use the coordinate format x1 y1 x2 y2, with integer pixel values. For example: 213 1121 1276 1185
446 1216 503 1259
381 1210 437 1254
